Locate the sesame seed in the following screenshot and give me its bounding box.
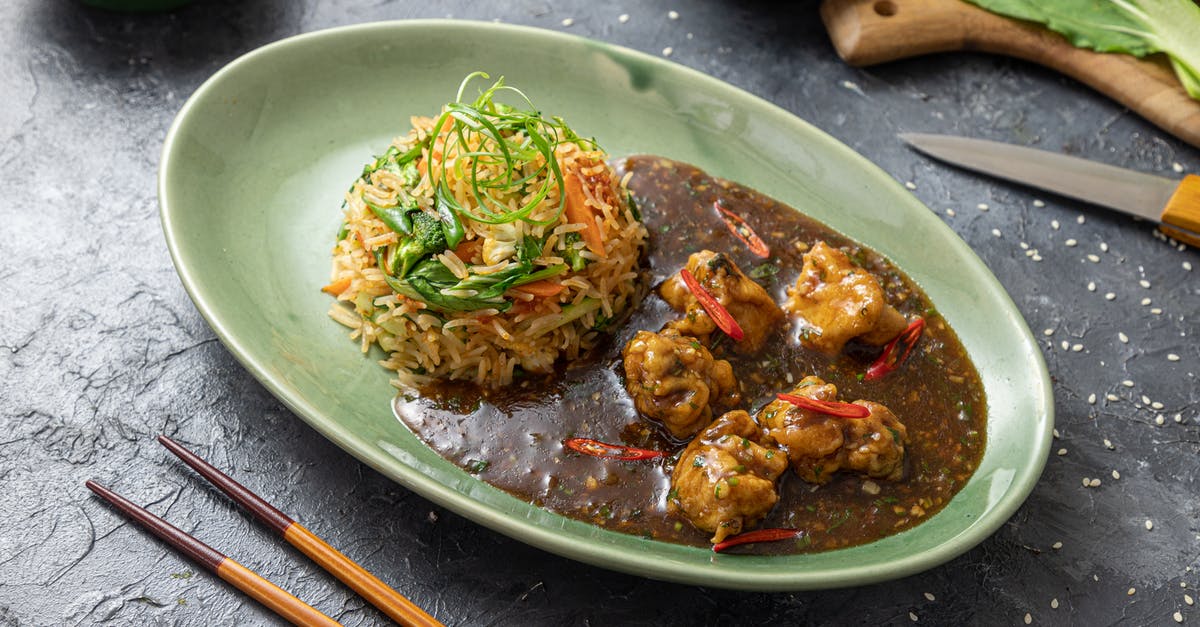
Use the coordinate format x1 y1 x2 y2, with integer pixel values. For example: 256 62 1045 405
1044 328 1054 336
1129 588 1137 596
946 208 956 216
1088 393 1096 404
1119 332 1129 343
1175 413 1183 423
1139 279 1151 288
1051 598 1059 609
1146 519 1154 530
1037 200 1048 208
1156 415 1165 425
1024 613 1032 625
1077 215 1086 224
1087 281 1096 291
1174 611 1183 623
1087 254 1101 263
1168 354 1181 361
1032 254 1043 261
1082 477 1090 487
1050 218 1059 228
1107 393 1120 401
1122 380 1135 387
561 17 575 26
1173 162 1185 173
1072 344 1084 352
1142 298 1152 305
1090 478 1101 487
1065 238 1078 247
1052 541 1063 549
992 228 1002 237
1020 241 1030 250
1057 448 1068 456
1112 470 1120 479
910 611 918 622
906 181 917 190
1152 401 1164 410
1152 308 1163 315
1105 293 1116 301
1025 249 1036 257
924 592 936 601
662 46 673 56
1100 242 1109 252
668 10 680 19
618 13 630 23
978 203 989 210
1060 340 1070 350
1185 261 1193 271
1105 438 1114 449
1185 594 1194 605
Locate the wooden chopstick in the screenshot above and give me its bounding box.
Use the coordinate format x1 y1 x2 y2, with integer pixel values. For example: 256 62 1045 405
84 480 341 627
157 435 443 627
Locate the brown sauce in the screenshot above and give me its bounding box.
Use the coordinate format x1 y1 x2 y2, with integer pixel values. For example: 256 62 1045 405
393 156 987 553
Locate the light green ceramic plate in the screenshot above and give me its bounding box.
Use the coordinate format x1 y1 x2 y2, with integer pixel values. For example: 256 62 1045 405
159 20 1053 591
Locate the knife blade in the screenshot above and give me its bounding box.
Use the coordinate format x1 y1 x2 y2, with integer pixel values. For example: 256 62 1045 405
899 132 1200 247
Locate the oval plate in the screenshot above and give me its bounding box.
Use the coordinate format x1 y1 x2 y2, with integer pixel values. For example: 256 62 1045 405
159 20 1053 591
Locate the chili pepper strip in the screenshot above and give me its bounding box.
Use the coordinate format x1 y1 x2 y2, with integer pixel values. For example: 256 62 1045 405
714 201 770 258
712 528 802 553
777 393 871 418
564 438 665 461
864 317 926 381
680 268 745 341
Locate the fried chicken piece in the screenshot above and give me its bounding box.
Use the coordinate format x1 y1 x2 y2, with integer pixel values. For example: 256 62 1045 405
757 376 908 483
660 250 783 355
783 241 907 353
622 328 741 439
670 410 789 543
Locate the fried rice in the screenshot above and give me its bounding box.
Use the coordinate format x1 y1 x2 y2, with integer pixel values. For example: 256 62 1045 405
325 74 648 389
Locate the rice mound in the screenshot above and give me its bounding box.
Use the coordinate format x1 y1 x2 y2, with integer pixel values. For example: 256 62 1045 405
326 93 647 389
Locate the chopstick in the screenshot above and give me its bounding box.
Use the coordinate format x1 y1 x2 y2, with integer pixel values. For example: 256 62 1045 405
157 435 443 627
84 480 341 627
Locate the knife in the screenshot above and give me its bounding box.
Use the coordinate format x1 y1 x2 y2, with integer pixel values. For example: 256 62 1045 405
899 132 1200 248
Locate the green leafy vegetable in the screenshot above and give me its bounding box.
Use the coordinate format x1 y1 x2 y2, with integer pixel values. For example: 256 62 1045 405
964 0 1200 98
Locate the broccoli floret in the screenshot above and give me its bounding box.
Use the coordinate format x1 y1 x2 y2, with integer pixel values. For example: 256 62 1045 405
394 211 448 278
562 232 588 271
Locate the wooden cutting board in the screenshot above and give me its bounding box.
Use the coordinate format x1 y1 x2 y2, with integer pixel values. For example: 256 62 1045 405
820 0 1200 150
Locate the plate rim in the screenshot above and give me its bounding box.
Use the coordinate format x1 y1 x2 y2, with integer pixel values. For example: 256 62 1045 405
158 18 1055 591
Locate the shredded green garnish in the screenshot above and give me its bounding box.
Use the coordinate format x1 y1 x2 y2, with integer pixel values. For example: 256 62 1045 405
426 72 598 227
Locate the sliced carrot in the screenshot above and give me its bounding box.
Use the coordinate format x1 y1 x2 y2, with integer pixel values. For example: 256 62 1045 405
514 280 566 298
321 277 352 296
453 238 482 263
561 166 606 259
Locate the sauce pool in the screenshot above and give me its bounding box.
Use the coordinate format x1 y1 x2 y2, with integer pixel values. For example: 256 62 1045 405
394 156 987 553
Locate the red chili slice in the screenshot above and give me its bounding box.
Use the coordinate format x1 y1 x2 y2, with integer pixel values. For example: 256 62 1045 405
776 393 872 418
864 317 926 381
714 201 770 258
679 268 745 342
712 528 802 553
564 438 665 461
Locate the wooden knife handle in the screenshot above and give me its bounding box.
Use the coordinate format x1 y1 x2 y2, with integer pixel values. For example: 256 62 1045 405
820 0 1200 150
1160 174 1200 248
